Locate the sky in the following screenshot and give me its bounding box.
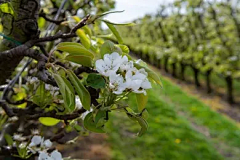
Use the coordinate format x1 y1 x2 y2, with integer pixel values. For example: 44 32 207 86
105 0 174 23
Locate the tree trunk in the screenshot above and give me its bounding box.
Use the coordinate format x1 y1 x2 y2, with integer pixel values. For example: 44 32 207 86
193 67 201 87
172 63 177 78
145 54 150 62
0 0 40 85
206 70 212 93
158 59 161 69
180 63 186 81
164 57 169 73
225 76 234 104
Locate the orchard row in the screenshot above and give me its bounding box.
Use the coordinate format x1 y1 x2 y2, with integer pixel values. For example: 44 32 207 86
118 0 240 104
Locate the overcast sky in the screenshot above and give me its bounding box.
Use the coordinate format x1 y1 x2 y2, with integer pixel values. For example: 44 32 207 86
105 0 174 23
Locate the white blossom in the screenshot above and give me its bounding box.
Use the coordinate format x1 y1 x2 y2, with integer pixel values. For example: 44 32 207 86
27 77 39 84
44 139 52 148
76 96 83 109
96 52 128 77
38 150 63 160
95 52 152 96
109 74 127 95
125 68 151 95
19 142 27 149
13 134 26 141
119 61 134 73
38 151 50 160
229 56 238 61
50 150 63 160
29 135 42 147
29 136 53 153
31 129 40 135
77 8 85 18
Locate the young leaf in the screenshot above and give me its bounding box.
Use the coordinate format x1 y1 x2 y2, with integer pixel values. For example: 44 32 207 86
57 42 94 58
125 111 148 137
117 44 130 54
100 40 122 57
101 20 135 26
4 134 13 145
136 93 148 112
103 20 124 44
32 82 53 108
95 110 107 126
86 74 106 89
65 55 93 67
136 116 148 137
53 73 75 112
84 112 105 133
76 29 91 49
66 70 91 111
39 117 61 126
90 10 124 22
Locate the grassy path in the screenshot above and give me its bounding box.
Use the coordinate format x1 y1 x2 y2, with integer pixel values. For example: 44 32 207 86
107 73 240 160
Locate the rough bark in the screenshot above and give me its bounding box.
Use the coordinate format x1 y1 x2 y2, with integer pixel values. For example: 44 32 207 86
158 59 161 69
180 63 186 81
171 63 177 78
145 54 150 63
206 70 212 94
0 0 40 85
164 56 169 72
225 76 234 104
192 67 201 87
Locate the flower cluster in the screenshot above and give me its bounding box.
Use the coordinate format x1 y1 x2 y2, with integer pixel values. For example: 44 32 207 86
96 52 152 95
28 135 62 160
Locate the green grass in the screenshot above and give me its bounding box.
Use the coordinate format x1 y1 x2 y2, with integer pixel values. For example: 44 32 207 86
107 73 240 160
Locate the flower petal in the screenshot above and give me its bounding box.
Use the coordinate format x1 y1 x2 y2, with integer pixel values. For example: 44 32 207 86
50 150 63 160
30 135 42 146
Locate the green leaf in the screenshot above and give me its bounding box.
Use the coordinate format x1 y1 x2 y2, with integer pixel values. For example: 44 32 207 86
101 20 135 26
39 117 61 126
32 82 53 108
91 10 124 22
136 116 148 137
65 55 93 67
76 29 91 49
4 134 13 145
125 110 148 137
95 110 107 128
141 109 149 120
84 112 105 133
74 125 82 132
136 93 148 112
134 63 163 87
86 74 106 89
66 70 91 111
117 44 130 54
100 40 122 57
53 73 75 112
57 42 94 58
103 20 124 44
82 26 92 37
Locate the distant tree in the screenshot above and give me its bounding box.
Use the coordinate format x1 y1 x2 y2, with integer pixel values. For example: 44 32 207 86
0 0 160 159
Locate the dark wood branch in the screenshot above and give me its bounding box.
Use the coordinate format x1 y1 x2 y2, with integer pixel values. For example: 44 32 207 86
40 12 64 25
71 14 91 33
74 66 97 75
27 108 86 120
